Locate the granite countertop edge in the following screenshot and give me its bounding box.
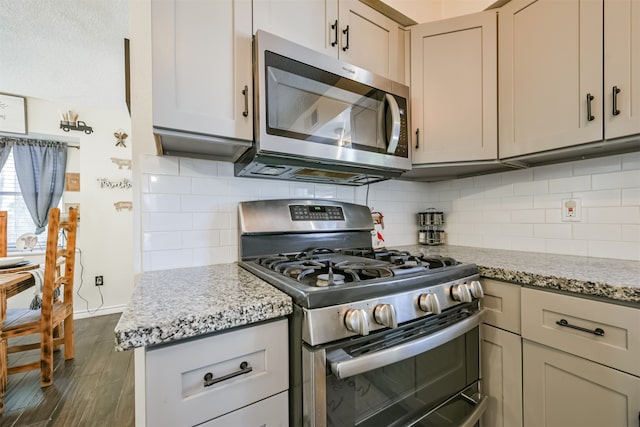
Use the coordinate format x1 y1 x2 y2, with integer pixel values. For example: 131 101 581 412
398 245 640 305
114 263 293 351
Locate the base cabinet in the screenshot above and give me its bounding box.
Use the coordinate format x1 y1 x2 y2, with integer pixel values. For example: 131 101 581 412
144 319 288 427
200 391 288 427
523 340 640 427
480 325 522 427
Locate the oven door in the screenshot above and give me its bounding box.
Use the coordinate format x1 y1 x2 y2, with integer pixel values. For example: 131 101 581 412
302 309 487 427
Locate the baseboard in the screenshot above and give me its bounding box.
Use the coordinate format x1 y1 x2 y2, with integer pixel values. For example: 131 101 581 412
74 304 127 319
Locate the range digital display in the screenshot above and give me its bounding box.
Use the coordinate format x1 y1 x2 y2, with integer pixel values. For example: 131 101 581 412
289 205 345 221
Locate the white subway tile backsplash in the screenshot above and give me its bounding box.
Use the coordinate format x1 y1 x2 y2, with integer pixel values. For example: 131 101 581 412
533 193 570 209
148 175 191 194
622 188 640 206
622 152 640 170
592 170 640 190
312 184 337 199
545 239 587 257
500 196 533 210
548 175 591 193
217 161 235 177
191 177 229 195
143 231 182 251
500 223 533 237
511 209 546 224
532 163 572 180
142 194 181 212
573 189 621 207
587 240 640 261
485 184 514 199
290 183 315 197
514 180 549 196
571 155 621 176
182 230 220 248
621 225 640 242
193 246 237 265
144 213 193 232
573 224 621 241
498 168 533 184
193 212 230 230
534 224 572 239
141 153 640 271
545 209 562 223
180 157 218 177
473 173 502 188
482 210 512 224
141 154 180 175
511 237 546 253
587 207 640 224
146 249 194 271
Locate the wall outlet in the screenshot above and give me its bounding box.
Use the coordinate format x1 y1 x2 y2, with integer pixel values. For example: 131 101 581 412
561 198 581 222
95 275 104 286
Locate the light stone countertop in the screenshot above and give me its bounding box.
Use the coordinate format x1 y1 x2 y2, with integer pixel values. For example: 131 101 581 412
397 245 640 305
114 263 293 351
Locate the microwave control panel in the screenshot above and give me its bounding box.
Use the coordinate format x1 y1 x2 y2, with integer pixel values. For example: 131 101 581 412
394 96 409 158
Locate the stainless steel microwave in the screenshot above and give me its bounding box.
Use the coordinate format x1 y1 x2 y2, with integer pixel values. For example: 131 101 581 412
234 30 411 186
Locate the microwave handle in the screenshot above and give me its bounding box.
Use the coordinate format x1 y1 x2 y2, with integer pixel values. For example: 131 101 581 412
384 93 401 154
327 309 485 379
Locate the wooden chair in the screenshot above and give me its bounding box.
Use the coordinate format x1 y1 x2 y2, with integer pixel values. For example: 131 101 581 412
1 207 78 389
0 211 7 257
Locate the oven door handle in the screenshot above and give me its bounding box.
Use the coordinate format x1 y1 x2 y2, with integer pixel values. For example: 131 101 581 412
459 393 488 427
327 309 485 379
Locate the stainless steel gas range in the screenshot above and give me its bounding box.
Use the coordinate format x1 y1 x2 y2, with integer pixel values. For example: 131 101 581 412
238 199 487 427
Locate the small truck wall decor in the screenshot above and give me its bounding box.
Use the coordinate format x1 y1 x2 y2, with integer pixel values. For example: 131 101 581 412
60 120 93 134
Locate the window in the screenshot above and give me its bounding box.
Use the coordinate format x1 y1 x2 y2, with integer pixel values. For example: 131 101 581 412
0 151 47 251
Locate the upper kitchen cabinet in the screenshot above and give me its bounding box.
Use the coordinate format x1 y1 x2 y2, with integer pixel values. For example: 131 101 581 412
152 0 253 160
499 0 640 161
253 0 405 83
409 11 498 164
604 0 640 140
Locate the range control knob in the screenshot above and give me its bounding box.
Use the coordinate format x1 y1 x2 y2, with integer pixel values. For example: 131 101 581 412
418 293 442 314
374 304 398 329
469 280 484 299
451 283 473 303
344 308 370 336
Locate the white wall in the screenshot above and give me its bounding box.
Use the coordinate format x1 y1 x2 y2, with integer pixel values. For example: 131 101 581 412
425 154 640 261
6 97 134 316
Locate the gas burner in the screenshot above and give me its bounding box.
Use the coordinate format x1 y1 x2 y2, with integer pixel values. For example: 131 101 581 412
373 248 413 264
296 248 336 259
315 268 345 287
416 255 459 269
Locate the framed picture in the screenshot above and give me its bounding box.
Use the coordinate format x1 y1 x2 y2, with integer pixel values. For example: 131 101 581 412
65 173 81 191
0 93 27 135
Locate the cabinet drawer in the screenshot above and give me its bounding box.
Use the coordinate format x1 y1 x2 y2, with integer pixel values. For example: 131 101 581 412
145 319 288 427
201 391 288 427
481 279 521 334
521 288 640 376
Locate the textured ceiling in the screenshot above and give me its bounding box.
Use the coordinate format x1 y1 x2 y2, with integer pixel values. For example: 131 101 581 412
0 0 129 110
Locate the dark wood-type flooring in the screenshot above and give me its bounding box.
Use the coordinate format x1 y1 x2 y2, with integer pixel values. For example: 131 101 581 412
1 313 134 427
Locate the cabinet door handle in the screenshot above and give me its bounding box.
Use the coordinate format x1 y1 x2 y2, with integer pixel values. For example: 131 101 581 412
415 128 420 149
586 93 595 122
242 85 249 118
342 25 350 51
203 361 253 387
612 86 621 116
556 319 604 336
331 20 338 47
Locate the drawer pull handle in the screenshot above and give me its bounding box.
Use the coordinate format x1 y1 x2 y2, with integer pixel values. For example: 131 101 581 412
556 319 604 336
203 361 253 387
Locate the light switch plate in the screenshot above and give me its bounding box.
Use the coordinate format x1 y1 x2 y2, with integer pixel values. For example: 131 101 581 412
561 198 581 222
